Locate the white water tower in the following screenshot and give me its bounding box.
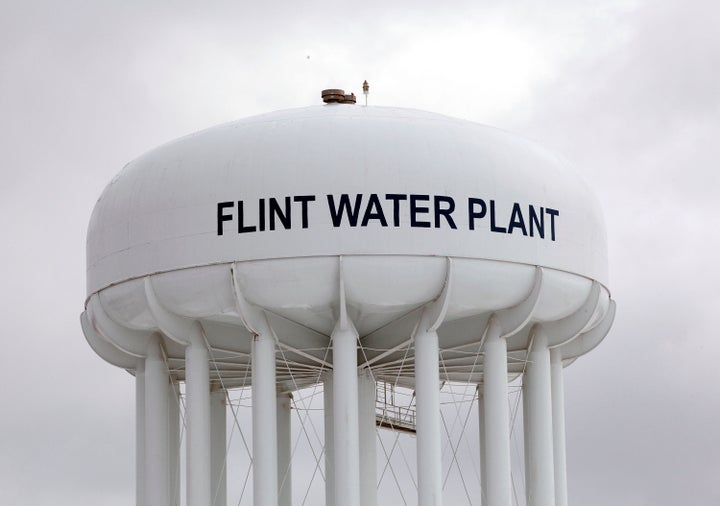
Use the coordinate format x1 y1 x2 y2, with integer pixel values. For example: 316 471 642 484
81 88 615 506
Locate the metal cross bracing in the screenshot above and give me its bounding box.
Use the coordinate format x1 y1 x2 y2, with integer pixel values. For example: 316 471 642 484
205 327 523 506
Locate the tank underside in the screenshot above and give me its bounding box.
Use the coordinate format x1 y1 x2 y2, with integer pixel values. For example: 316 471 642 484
83 254 614 389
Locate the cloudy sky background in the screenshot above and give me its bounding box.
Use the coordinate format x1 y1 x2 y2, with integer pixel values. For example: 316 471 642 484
1 0 718 504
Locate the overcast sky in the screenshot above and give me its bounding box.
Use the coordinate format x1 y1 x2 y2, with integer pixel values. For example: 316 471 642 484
1 1 719 505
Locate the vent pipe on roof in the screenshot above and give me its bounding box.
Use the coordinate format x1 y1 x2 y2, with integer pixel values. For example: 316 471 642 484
322 89 356 104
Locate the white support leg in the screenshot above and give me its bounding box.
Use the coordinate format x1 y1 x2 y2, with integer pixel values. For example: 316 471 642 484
483 318 511 506
277 391 293 506
358 370 377 506
253 332 278 506
332 326 360 506
415 327 442 506
211 388 227 506
168 379 180 506
136 361 146 506
523 330 555 506
323 374 335 506
186 343 211 506
145 336 170 506
477 385 487 506
550 349 568 506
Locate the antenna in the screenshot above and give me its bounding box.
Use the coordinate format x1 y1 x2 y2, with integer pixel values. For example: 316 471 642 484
362 80 369 106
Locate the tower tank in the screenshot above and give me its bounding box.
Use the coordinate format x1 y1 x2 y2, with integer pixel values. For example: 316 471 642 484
81 94 615 506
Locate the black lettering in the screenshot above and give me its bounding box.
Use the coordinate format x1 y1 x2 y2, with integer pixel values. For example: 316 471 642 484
385 194 407 227
258 198 266 231
293 195 315 229
238 201 257 233
434 195 457 229
529 206 544 238
468 198 487 230
507 202 528 236
489 200 506 233
546 208 559 241
361 193 388 227
327 194 363 227
269 197 291 230
410 194 431 228
217 201 234 235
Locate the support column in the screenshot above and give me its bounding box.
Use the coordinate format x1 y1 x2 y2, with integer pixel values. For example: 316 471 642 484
136 361 146 506
323 374 335 506
476 385 487 506
358 370 377 506
168 379 181 506
253 332 278 506
523 330 555 506
277 391 293 506
550 349 568 506
332 326 360 506
483 317 511 506
186 343 211 506
415 327 442 506
145 336 170 506
211 388 227 506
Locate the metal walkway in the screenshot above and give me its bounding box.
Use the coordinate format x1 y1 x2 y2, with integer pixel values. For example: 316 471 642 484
375 381 416 434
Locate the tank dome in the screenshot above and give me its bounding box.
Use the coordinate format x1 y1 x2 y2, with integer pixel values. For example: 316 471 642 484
87 104 608 297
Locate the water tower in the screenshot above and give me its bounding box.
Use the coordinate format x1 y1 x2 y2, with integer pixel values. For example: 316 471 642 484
81 88 615 506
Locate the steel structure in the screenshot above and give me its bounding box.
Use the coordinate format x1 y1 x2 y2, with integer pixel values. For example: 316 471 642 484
81 99 615 506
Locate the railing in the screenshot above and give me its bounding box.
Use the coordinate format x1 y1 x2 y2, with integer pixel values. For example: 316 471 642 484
375 381 416 433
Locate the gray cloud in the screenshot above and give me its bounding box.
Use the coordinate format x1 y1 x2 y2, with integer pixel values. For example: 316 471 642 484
1 1 716 504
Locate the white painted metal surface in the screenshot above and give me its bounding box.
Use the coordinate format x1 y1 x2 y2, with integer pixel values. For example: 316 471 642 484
186 343 212 506
323 375 335 506
211 389 227 506
483 318 511 506
415 323 443 506
477 386 487 506
358 371 377 506
523 330 556 506
168 380 180 506
252 332 278 506
135 361 145 506
551 349 568 506
277 392 292 506
86 106 607 297
331 322 361 506
145 336 170 506
81 102 616 506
